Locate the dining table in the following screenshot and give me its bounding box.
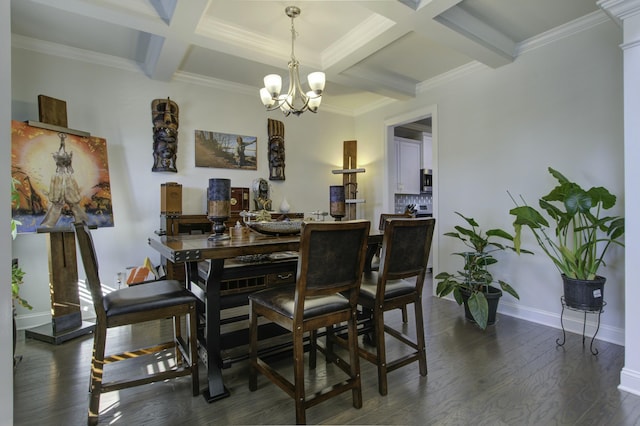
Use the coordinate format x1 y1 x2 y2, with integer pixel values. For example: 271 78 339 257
148 228 382 402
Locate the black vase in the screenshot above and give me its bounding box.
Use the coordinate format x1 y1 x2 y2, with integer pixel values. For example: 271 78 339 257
461 286 503 326
562 275 606 310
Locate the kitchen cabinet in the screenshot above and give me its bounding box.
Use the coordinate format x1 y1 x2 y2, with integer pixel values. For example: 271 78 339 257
395 137 421 194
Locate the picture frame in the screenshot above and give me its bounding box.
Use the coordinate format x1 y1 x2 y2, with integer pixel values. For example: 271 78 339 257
195 130 257 170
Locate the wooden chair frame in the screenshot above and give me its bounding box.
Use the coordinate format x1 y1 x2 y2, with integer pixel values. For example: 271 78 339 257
248 220 370 424
332 217 435 396
373 213 413 322
74 222 199 425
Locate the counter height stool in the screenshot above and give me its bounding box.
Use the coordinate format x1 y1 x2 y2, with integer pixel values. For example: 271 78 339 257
74 222 199 425
371 213 412 322
248 220 370 425
355 217 435 396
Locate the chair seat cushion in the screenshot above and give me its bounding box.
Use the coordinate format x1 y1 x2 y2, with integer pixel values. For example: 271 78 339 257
359 272 416 303
249 284 350 319
104 280 195 317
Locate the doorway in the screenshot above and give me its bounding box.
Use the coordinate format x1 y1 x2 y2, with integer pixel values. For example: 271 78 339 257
384 106 438 290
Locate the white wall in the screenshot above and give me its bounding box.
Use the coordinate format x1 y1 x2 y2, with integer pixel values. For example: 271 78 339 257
10 47 356 328
2 0 14 423
355 18 625 343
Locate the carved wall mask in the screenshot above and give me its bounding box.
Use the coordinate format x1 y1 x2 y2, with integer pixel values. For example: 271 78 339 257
151 97 179 173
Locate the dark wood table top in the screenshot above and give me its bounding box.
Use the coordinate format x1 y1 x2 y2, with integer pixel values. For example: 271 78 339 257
148 230 383 263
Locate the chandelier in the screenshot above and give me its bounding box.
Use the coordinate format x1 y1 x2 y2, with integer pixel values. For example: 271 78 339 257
259 6 325 117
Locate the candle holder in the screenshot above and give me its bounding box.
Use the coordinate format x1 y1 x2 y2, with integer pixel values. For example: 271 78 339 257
329 185 346 221
207 178 231 241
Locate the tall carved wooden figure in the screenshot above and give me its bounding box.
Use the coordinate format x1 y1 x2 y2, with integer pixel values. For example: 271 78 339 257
151 97 179 173
268 118 285 180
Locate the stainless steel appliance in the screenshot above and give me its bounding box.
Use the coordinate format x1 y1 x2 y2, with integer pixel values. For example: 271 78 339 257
420 168 432 192
415 204 432 218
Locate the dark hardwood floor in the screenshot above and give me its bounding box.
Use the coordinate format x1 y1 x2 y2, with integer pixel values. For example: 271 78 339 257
13 277 640 425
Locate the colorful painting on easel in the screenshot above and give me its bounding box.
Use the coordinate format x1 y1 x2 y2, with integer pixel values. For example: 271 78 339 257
11 120 114 232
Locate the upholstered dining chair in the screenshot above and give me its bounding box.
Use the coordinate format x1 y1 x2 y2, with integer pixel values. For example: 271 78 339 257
370 212 412 272
371 213 413 322
248 220 370 425
355 217 435 396
73 222 199 425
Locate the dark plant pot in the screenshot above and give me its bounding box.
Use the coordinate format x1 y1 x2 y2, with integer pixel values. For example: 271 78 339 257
461 286 503 326
562 275 606 310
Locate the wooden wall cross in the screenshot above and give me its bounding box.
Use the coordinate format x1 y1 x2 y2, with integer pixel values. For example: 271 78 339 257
332 140 366 220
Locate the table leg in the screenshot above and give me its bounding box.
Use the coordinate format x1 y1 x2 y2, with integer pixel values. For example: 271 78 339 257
187 259 230 402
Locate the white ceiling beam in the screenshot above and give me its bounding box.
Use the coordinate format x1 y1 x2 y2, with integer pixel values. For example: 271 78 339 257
144 0 209 81
150 0 177 24
365 0 514 68
433 6 516 62
322 14 408 73
323 0 512 98
336 66 416 100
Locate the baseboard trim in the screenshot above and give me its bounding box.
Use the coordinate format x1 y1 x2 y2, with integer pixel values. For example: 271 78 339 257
619 368 640 396
498 300 624 346
15 310 97 331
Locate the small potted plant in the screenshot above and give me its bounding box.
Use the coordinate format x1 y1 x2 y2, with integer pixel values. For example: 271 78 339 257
509 167 624 310
435 212 531 329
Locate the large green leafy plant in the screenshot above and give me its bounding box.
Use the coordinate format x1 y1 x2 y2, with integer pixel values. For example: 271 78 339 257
509 167 624 280
435 212 530 329
11 178 31 310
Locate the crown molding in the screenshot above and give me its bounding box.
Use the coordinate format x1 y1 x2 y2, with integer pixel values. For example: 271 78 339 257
11 34 142 74
416 61 485 94
598 0 640 26
517 10 610 55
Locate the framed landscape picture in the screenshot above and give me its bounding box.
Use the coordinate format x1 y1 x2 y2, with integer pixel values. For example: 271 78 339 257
195 130 257 170
11 120 114 232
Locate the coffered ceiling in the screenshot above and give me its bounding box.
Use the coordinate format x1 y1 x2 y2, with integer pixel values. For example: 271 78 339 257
11 0 603 115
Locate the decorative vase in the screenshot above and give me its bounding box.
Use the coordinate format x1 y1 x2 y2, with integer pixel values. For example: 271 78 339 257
280 197 290 213
562 275 606 310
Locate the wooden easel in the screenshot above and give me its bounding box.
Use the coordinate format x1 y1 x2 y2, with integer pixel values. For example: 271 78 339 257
24 95 96 344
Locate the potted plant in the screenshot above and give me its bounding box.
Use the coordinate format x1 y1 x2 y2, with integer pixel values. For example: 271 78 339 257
509 167 624 310
435 212 531 329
